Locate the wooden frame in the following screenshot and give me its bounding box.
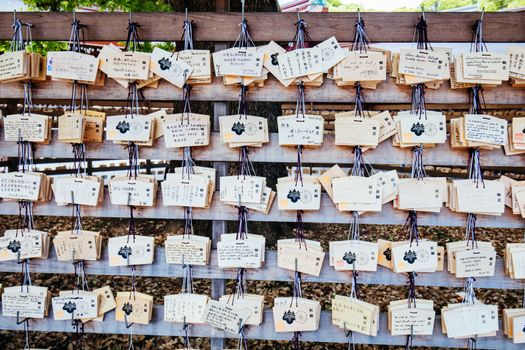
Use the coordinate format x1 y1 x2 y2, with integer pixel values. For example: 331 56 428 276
0 78 524 104
0 10 524 349
0 12 522 42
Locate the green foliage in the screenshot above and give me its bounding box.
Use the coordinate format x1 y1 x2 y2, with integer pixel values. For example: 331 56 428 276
480 0 525 11
419 0 475 11
154 41 176 52
327 0 525 11
326 0 366 12
21 0 180 54
26 41 69 55
418 0 525 11
0 40 68 55
326 0 342 6
23 0 173 12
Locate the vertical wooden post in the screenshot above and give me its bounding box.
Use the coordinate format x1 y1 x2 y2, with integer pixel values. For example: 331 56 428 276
215 0 230 12
210 101 228 350
210 2 230 348
210 37 230 350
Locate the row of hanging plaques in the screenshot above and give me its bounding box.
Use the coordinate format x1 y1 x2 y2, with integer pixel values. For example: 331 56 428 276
4 224 525 279
3 112 525 213
1 35 524 89
2 266 525 343
0 33 524 148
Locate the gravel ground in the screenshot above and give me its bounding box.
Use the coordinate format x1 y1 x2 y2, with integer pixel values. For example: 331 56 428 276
0 215 523 349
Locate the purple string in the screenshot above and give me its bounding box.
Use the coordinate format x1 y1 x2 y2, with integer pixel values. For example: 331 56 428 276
10 18 29 52
22 317 30 350
176 10 194 52
466 146 483 249
411 145 426 180
239 326 249 349
405 332 413 350
183 207 193 239
229 268 246 302
70 144 86 239
180 136 195 239
13 16 34 347
125 83 140 118
292 331 302 350
127 205 136 243
129 265 137 301
124 18 141 52
351 13 370 53
73 260 90 292
295 82 306 119
465 15 487 256
468 147 484 188
17 201 34 234
409 13 431 125
351 146 369 177
463 277 477 305
470 15 487 54
233 18 254 50
295 210 305 246
349 211 360 241
404 210 419 247
345 327 356 350
182 83 192 122
411 84 427 119
353 83 367 118
238 146 255 178
72 143 87 177
469 85 486 115
236 146 252 239
73 321 85 350
126 142 140 180
467 337 478 350
288 15 311 51
68 15 85 53
404 145 424 247
349 77 373 252
236 206 248 240
466 213 478 250
181 259 193 294
17 139 33 173
182 320 191 349
238 84 248 117
292 268 303 307
414 15 432 50
351 269 359 299
294 146 304 186
16 204 32 292
407 272 417 308
20 254 31 293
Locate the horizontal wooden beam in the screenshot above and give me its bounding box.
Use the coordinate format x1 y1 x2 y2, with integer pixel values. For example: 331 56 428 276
0 78 524 105
1 132 524 168
0 249 520 290
0 307 519 349
0 192 523 228
0 12 523 42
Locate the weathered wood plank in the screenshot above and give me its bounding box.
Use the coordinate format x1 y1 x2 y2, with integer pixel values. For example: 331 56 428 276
0 12 523 42
0 249 520 290
0 77 523 104
0 308 519 349
0 192 522 228
1 131 523 168
210 97 228 350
